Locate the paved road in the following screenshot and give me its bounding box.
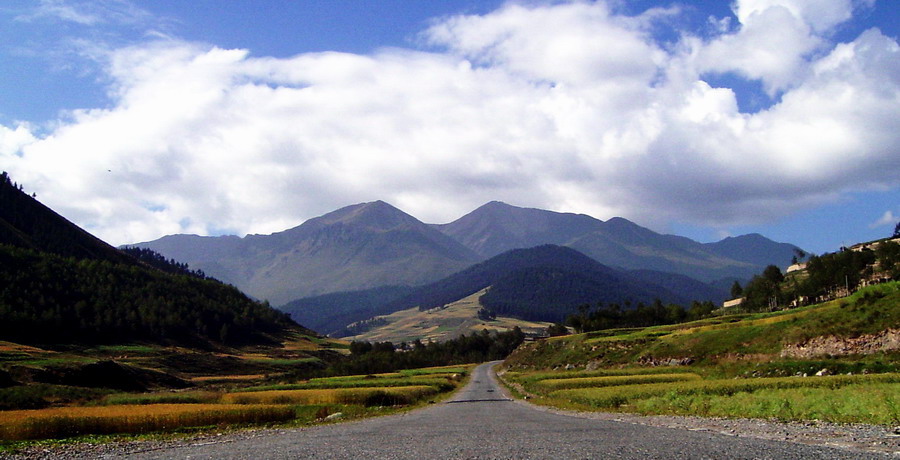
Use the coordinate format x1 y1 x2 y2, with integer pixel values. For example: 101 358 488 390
123 362 889 459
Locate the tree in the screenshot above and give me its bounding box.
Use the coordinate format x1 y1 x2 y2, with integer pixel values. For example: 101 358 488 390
730 280 743 298
546 323 569 337
791 248 807 265
762 265 784 284
894 221 900 238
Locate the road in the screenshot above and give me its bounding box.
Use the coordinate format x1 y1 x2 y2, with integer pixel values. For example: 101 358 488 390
122 362 889 459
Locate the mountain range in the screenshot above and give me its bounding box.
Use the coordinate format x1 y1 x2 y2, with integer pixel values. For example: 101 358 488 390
284 244 731 336
134 200 800 306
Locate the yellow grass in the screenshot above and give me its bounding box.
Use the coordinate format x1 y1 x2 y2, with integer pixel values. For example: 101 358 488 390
0 404 295 440
221 386 438 405
0 341 48 353
190 374 268 383
346 290 552 343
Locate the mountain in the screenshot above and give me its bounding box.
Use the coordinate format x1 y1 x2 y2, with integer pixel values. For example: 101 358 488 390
0 172 133 265
291 246 731 337
436 202 801 282
433 201 603 259
352 245 706 327
625 270 729 305
705 233 800 268
280 285 416 336
0 173 301 346
342 289 552 344
134 201 480 305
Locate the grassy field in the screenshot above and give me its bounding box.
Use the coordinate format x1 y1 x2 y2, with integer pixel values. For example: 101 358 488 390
0 404 295 441
0 365 471 443
0 333 474 447
500 281 900 426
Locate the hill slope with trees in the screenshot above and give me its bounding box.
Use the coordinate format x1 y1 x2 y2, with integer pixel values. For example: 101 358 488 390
0 173 302 346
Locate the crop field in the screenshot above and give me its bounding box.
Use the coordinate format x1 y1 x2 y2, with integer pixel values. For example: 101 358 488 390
0 404 295 440
533 373 701 391
221 386 438 405
503 368 900 425
500 282 900 426
0 364 471 442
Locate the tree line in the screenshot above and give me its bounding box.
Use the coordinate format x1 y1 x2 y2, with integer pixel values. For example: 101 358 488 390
735 240 899 312
318 328 526 376
563 299 717 333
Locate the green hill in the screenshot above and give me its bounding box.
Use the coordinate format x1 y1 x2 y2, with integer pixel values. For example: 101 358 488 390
503 281 900 372
0 172 303 347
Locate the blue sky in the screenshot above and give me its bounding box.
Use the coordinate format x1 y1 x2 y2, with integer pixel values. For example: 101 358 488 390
0 0 898 256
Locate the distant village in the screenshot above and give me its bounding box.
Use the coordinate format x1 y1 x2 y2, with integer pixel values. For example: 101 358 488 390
723 235 900 311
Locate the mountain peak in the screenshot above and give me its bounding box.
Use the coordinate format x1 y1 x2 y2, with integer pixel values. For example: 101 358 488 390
317 200 421 231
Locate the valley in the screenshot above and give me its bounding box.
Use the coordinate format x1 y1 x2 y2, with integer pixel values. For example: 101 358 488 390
343 289 553 344
1 171 898 458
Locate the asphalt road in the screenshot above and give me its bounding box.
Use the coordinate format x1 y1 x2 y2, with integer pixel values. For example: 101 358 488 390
122 362 890 459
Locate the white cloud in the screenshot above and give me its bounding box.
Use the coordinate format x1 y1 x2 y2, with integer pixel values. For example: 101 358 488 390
870 210 897 228
0 124 37 157
21 0 153 26
1 0 898 246
734 0 860 33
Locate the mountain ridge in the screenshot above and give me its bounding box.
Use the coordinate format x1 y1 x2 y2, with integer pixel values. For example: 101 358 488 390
134 201 480 304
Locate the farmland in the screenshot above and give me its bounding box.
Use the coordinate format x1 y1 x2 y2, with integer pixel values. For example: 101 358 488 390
0 364 470 444
499 281 900 426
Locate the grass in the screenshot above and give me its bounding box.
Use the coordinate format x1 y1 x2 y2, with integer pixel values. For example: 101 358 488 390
99 391 221 406
0 385 112 410
500 282 900 426
630 383 900 425
0 362 470 442
220 386 438 406
504 282 900 371
238 377 455 392
533 373 701 391
0 404 295 440
550 373 900 411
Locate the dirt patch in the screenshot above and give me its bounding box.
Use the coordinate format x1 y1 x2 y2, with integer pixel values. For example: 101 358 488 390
781 329 900 358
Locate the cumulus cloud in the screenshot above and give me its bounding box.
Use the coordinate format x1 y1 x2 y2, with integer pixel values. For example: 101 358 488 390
1 0 898 246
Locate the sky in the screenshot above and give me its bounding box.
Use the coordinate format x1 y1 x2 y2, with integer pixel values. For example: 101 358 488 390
0 0 898 255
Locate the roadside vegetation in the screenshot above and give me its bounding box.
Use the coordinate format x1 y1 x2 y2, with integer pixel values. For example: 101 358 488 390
0 364 471 443
499 281 900 427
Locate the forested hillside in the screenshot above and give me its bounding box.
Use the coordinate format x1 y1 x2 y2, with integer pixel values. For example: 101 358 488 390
0 173 301 346
0 172 132 264
384 245 708 323
280 285 415 336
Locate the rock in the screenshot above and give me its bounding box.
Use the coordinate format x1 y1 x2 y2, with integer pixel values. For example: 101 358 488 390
564 364 576 370
324 412 343 421
815 368 831 376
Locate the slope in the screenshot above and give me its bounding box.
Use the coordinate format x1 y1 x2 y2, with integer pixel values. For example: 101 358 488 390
0 173 303 347
343 290 552 344
279 285 416 336
375 245 709 325
0 172 133 264
135 201 479 304
503 281 900 371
